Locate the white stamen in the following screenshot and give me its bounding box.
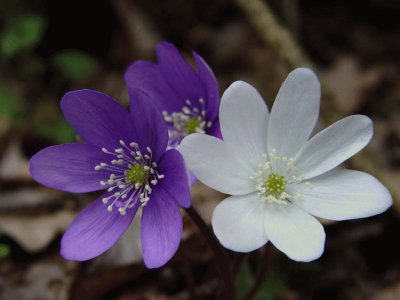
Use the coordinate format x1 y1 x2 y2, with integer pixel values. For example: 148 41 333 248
95 140 166 214
163 97 210 147
253 151 313 205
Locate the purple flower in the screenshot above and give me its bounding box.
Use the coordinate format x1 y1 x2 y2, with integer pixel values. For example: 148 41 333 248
29 89 190 268
124 41 221 149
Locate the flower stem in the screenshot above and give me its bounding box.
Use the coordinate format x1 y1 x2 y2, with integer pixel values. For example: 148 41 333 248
185 206 235 300
232 253 246 278
243 244 272 300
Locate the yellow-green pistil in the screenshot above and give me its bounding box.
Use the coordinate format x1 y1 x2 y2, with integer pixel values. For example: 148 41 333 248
265 172 286 194
125 164 149 186
184 118 201 134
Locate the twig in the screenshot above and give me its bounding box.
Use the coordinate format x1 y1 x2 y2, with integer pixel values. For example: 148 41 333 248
112 0 159 58
232 253 246 278
243 244 272 300
235 0 310 68
181 247 198 300
185 206 235 300
172 277 220 300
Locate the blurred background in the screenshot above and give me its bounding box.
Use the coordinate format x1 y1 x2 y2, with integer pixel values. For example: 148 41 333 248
0 0 399 299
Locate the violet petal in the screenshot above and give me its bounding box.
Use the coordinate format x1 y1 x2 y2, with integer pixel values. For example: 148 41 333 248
193 51 219 121
156 41 206 104
141 187 182 268
157 149 191 208
61 90 132 150
29 143 110 193
129 89 168 162
206 118 222 140
61 192 138 261
124 61 184 113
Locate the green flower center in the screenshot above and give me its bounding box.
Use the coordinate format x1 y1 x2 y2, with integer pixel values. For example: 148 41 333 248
125 164 149 186
265 172 286 194
184 118 202 134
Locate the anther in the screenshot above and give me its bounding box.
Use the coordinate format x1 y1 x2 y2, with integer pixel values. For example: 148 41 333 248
98 141 164 214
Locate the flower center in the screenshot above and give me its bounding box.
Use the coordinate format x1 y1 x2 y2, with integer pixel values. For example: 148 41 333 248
265 172 286 194
252 150 308 205
184 118 202 134
162 98 212 147
94 140 164 215
125 164 149 186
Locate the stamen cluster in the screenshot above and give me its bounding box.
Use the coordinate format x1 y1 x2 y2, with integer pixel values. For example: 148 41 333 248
253 151 304 204
94 140 164 215
265 173 286 194
162 98 212 144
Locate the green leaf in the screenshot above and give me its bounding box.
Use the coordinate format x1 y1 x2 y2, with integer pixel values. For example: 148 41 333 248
52 50 97 82
0 84 22 117
236 263 254 299
255 267 287 300
0 244 10 258
236 258 288 300
36 118 76 144
0 15 45 59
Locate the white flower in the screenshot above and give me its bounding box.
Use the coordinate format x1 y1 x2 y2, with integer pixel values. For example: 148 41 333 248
178 68 392 262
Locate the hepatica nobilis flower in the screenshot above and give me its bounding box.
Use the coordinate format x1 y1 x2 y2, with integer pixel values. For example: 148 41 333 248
29 90 190 268
179 68 392 262
124 41 221 149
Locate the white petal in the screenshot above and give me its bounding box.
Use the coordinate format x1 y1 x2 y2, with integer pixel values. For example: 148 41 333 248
212 193 268 252
292 169 392 220
178 134 255 195
220 81 269 171
294 115 373 180
268 68 321 158
264 203 325 262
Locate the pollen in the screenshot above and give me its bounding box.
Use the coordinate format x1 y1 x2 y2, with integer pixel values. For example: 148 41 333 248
252 152 297 204
95 141 164 214
162 98 212 147
265 172 286 194
125 164 149 186
184 118 202 134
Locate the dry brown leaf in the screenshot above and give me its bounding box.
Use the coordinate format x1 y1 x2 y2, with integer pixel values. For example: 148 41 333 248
321 56 381 114
0 210 75 252
0 140 30 180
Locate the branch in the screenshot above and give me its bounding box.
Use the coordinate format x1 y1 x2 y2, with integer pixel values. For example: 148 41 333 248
243 244 272 300
185 207 236 300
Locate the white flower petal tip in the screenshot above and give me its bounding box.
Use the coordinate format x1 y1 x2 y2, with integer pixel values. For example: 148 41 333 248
221 81 264 102
268 68 321 158
294 115 373 179
211 194 269 252
219 80 269 169
290 67 319 80
263 204 326 262
294 170 393 221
